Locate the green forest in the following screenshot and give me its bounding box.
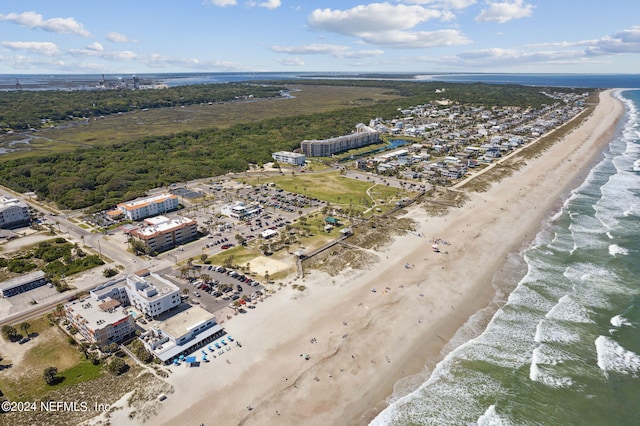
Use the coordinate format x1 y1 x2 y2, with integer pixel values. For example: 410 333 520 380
0 80 586 211
0 82 285 130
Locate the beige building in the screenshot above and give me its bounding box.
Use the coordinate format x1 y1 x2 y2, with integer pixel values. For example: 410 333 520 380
64 297 136 347
128 215 198 252
116 193 179 221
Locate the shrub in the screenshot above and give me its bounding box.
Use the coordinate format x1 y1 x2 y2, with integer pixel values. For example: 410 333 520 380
43 366 59 385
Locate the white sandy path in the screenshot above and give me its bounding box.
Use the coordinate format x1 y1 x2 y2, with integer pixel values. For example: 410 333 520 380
112 90 623 426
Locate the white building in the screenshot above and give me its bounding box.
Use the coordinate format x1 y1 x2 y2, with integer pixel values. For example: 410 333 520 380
90 272 181 319
220 202 262 221
117 193 179 221
139 305 225 364
0 195 30 229
272 151 306 166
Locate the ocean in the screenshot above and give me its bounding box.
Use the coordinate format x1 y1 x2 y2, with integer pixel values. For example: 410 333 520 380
371 89 640 425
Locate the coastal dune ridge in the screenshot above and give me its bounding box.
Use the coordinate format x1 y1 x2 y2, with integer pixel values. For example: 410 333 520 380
132 89 623 426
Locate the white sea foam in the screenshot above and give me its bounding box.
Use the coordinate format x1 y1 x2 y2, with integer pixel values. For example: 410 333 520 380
545 295 594 324
534 319 580 344
595 336 640 377
610 315 632 327
609 244 629 256
530 347 575 387
477 404 514 426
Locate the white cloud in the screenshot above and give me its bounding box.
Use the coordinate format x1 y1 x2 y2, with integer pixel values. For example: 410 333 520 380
207 0 238 6
307 3 469 49
0 11 91 37
86 42 104 51
256 0 281 9
106 32 134 43
309 3 454 35
475 0 533 24
359 29 470 48
1 41 60 56
271 43 384 59
585 26 640 55
68 47 138 61
398 0 477 9
276 57 305 66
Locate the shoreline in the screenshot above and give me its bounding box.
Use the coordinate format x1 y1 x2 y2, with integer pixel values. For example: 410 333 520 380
364 88 626 424
121 89 625 426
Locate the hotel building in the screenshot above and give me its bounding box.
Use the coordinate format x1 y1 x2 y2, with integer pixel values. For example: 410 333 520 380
90 272 181 319
64 297 136 347
128 215 198 252
300 123 380 157
116 193 179 221
0 195 30 229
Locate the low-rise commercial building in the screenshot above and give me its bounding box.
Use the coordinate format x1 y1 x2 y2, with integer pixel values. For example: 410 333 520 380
116 193 179 221
220 202 262 221
139 305 225 364
0 270 47 298
0 195 30 229
271 151 306 166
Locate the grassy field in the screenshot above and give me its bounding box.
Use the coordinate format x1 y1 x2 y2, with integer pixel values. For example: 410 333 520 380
0 85 401 161
241 170 405 212
0 317 102 400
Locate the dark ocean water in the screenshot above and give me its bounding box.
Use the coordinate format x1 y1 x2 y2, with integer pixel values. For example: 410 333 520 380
371 89 640 425
419 73 640 89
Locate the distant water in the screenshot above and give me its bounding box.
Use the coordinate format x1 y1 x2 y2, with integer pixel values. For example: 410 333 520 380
0 72 309 91
419 73 640 89
2 72 639 91
371 89 640 425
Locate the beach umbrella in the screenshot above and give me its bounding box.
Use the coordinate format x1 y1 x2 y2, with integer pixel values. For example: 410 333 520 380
227 335 234 341
179 354 185 360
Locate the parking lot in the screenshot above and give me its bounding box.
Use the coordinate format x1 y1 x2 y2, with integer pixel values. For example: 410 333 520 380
163 264 266 315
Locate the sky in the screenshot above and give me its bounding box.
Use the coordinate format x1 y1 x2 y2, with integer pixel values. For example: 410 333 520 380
0 0 639 74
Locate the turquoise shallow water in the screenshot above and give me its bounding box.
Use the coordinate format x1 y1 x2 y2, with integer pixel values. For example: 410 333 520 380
372 90 640 425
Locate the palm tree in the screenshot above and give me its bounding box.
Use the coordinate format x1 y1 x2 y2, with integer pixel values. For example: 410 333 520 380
20 322 31 338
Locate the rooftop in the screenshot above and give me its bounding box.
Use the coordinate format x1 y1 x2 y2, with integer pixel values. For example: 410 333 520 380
65 297 130 331
157 304 216 339
134 216 196 237
117 193 177 211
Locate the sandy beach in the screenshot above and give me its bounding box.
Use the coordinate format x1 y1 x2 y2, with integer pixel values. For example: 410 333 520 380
129 89 625 426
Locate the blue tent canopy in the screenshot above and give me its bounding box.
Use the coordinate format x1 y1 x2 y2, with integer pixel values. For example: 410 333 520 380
185 356 197 364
